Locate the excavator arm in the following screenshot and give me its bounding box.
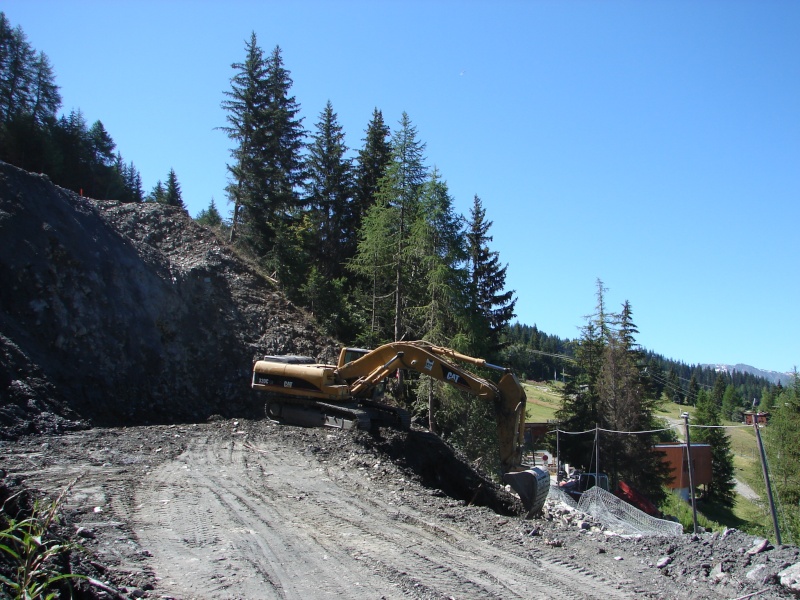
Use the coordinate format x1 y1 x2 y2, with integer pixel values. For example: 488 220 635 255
336 341 527 474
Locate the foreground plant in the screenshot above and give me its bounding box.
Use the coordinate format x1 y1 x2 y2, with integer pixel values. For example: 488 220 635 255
0 483 85 599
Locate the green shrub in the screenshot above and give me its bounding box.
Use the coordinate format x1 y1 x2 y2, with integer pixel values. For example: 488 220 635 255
0 485 84 599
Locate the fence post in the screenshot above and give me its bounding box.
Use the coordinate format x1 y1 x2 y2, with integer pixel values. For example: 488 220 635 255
753 420 782 545
682 412 698 535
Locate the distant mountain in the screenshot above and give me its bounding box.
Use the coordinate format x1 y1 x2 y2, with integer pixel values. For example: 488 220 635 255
703 364 795 387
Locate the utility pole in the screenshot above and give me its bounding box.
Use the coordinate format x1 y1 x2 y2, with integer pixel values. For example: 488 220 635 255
682 412 698 534
753 420 782 545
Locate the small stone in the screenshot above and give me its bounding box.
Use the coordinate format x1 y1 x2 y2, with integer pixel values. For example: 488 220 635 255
747 538 771 555
656 556 672 569
75 526 96 539
779 563 800 592
746 564 767 581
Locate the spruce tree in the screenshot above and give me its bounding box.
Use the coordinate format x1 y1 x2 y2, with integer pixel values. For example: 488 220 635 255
260 44 306 285
597 301 670 500
221 32 268 244
465 195 516 356
305 100 353 279
352 108 391 254
556 321 604 470
711 373 727 409
688 373 700 406
147 180 166 204
196 197 223 227
220 36 305 274
125 160 144 202
164 168 186 210
694 389 736 505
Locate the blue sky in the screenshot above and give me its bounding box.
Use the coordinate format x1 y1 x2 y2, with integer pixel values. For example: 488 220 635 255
5 1 799 373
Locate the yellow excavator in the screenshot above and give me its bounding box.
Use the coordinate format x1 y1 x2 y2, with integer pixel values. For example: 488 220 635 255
251 340 550 514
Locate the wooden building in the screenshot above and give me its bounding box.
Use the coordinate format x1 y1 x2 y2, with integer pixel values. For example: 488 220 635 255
654 442 712 500
743 411 770 425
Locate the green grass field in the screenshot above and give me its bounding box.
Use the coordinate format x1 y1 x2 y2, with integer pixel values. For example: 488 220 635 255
522 380 562 422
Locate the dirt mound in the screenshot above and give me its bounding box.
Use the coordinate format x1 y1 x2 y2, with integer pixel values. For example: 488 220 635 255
0 161 337 436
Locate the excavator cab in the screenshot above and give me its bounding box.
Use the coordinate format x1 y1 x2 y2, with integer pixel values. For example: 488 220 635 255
339 347 371 367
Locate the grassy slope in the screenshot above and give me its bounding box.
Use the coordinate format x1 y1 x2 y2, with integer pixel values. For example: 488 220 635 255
522 380 562 422
524 380 772 535
652 402 773 534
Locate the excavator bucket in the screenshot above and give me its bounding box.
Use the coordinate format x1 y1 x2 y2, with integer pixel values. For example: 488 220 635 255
503 467 550 516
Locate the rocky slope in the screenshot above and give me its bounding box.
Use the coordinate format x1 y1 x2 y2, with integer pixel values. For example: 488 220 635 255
0 160 336 437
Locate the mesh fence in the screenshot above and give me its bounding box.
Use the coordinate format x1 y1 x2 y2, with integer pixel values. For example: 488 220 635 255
576 486 684 537
547 484 578 509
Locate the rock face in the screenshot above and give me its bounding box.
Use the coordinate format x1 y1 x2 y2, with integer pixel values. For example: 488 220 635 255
0 161 337 436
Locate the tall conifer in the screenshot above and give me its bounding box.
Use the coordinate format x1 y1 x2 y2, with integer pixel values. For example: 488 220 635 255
694 389 736 505
305 100 353 278
378 112 427 341
352 108 391 245
465 195 516 355
164 168 185 210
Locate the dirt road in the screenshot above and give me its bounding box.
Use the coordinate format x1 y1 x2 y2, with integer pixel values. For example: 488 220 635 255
2 421 797 599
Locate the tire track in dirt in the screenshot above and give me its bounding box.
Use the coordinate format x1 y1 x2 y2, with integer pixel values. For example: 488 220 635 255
131 428 636 599
6 424 782 599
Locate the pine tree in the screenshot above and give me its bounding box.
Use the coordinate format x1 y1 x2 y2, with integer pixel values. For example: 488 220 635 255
220 36 305 271
407 167 467 345
352 108 391 255
465 195 516 356
305 100 353 279
196 197 223 227
348 197 396 346
0 14 60 174
220 32 268 244
694 388 736 505
367 112 427 342
28 50 59 126
147 180 166 204
164 168 186 210
721 384 741 421
597 301 670 500
0 14 33 124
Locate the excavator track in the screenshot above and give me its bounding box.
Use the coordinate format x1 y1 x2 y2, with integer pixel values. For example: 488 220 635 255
265 398 371 431
358 399 411 431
